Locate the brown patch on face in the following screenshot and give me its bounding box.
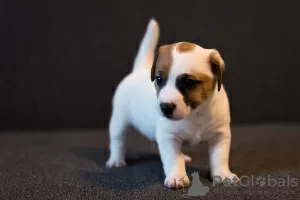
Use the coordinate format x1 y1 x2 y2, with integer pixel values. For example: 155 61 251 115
176 42 196 53
175 72 213 109
209 50 225 91
151 45 174 94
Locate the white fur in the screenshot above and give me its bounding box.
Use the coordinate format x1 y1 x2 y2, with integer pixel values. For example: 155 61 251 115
106 19 238 188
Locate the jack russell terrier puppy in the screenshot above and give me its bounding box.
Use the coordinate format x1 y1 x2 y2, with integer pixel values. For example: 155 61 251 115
106 19 238 188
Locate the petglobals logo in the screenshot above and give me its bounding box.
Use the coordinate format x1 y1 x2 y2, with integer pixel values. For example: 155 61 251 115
177 172 298 198
213 175 298 187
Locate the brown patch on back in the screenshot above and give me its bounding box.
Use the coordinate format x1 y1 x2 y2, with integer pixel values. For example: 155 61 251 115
176 42 196 53
151 44 174 94
176 72 213 109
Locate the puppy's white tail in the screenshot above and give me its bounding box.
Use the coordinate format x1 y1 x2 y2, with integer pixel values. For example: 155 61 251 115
132 18 160 71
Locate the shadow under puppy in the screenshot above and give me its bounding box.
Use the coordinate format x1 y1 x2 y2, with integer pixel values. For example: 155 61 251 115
106 19 238 188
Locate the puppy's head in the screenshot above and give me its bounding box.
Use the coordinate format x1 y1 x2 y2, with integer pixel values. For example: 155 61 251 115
151 42 225 120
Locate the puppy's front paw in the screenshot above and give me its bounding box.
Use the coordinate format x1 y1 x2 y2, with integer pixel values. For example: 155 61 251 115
106 157 126 168
164 174 190 189
212 170 239 184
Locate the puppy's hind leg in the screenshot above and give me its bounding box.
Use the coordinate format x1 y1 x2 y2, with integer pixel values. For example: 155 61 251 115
106 110 129 168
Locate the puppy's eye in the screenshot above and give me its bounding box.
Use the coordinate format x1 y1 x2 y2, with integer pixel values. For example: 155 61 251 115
183 77 202 88
155 75 165 87
184 78 196 86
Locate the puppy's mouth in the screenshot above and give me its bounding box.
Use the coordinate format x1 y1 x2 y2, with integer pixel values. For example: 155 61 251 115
163 114 181 121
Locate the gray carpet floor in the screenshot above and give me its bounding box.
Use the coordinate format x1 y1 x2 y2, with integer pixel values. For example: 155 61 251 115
0 124 299 199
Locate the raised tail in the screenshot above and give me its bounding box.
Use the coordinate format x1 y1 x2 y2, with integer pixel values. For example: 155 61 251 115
132 18 160 71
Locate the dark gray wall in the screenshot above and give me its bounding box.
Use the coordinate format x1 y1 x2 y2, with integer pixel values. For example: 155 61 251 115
1 0 300 130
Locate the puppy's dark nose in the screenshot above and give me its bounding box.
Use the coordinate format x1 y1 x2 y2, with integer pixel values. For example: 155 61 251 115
160 103 176 116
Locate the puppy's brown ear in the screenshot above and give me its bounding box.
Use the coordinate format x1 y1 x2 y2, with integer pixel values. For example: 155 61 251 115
209 50 225 91
151 49 160 82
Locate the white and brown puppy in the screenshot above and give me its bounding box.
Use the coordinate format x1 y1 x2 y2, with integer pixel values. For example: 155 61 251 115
106 19 238 188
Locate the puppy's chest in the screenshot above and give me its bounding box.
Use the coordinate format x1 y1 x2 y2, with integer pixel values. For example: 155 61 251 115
179 114 209 145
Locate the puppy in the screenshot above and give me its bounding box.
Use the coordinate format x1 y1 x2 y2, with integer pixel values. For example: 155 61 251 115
106 19 238 188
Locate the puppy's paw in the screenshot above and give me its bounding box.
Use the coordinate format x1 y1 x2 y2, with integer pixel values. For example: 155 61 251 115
212 170 239 184
182 153 192 163
164 174 190 189
106 157 126 168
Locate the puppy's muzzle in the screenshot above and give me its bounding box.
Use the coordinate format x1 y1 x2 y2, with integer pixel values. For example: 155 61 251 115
160 103 176 118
